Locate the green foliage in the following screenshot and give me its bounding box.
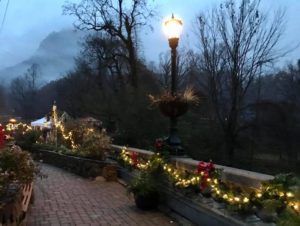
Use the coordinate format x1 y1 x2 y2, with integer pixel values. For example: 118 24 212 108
261 199 283 212
268 173 300 190
226 201 253 215
260 173 299 203
15 130 41 150
127 171 158 197
57 145 72 155
277 207 300 226
31 143 57 151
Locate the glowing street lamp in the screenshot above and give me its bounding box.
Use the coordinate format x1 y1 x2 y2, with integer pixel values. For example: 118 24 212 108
163 13 183 96
163 14 184 155
163 14 183 44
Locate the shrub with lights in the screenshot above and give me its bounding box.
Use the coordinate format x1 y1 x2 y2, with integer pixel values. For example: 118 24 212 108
119 147 300 223
77 128 112 160
3 121 41 150
5 122 33 140
33 104 112 160
0 145 38 197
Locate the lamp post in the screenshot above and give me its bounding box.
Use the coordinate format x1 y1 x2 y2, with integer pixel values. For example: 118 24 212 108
163 14 184 155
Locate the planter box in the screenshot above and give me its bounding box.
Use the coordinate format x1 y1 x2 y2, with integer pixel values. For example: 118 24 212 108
117 167 270 226
0 182 33 226
161 187 244 226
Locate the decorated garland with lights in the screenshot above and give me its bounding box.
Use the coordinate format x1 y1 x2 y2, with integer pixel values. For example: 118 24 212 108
119 147 299 219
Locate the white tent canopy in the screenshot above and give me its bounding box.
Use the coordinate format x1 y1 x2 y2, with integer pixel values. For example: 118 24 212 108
31 117 52 128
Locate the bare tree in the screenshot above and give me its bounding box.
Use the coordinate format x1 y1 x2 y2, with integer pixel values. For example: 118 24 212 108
63 0 155 88
195 0 286 164
157 49 197 91
81 34 127 90
10 64 40 119
0 85 7 114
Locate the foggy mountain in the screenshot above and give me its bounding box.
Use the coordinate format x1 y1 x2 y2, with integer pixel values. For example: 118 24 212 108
0 29 85 86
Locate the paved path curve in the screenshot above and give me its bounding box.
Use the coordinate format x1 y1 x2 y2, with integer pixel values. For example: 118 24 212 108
27 164 177 226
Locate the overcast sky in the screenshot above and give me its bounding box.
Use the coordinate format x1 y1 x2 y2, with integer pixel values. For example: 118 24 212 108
0 0 299 70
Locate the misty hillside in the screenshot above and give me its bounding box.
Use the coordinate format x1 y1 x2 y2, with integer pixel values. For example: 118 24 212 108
0 29 85 86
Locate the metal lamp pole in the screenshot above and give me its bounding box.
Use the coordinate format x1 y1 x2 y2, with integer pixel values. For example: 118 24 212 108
167 37 182 153
164 14 184 155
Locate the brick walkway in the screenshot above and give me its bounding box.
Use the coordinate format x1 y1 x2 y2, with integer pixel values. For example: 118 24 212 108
27 164 177 226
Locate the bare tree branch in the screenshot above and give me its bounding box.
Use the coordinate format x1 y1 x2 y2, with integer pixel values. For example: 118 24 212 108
195 0 286 164
63 0 156 88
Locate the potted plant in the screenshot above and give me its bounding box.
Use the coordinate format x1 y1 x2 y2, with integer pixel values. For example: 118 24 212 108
127 171 160 210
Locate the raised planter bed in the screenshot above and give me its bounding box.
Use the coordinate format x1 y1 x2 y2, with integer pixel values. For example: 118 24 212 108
29 149 117 178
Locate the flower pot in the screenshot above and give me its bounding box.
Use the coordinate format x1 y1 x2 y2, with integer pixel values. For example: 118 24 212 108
159 100 188 118
102 165 118 181
134 191 159 210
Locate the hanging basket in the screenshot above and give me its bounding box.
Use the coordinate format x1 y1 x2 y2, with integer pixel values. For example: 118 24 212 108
158 99 189 118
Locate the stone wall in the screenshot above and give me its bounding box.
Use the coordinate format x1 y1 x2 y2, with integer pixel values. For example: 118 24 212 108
30 149 116 178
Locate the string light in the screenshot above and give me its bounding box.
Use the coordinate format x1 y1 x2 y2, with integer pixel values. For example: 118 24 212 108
223 194 228 199
256 193 262 198
293 203 299 211
243 197 249 203
52 104 77 149
286 192 294 198
234 197 240 202
5 122 32 132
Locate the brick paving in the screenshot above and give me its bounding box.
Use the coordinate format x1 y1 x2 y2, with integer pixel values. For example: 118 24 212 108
27 164 177 226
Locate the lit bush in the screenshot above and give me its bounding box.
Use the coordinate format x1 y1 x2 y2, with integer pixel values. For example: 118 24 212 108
78 129 112 160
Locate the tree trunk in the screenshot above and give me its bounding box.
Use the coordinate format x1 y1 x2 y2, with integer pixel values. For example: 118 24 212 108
224 128 235 166
127 39 138 89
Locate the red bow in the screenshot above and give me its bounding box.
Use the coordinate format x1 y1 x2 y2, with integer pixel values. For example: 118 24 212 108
197 160 215 191
155 139 163 150
130 151 138 165
197 160 215 174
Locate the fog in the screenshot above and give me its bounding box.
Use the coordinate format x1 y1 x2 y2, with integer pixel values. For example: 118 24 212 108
0 0 299 82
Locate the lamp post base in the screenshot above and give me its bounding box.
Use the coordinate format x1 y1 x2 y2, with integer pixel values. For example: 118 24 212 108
166 142 185 156
165 132 185 156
